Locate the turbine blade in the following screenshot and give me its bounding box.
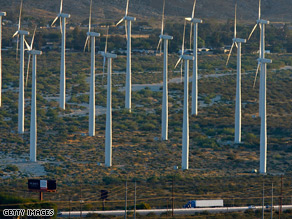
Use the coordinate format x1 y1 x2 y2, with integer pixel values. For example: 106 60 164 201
253 63 261 88
51 16 59 27
24 39 30 50
12 31 19 38
156 38 162 52
18 0 23 30
89 0 93 32
161 0 165 36
125 0 130 16
190 23 193 50
60 0 63 14
16 35 19 60
83 36 89 52
226 42 235 66
182 20 186 53
30 26 37 50
125 21 128 41
60 19 63 34
234 2 237 39
191 0 197 18
105 26 109 53
248 23 258 40
116 18 124 27
174 57 182 69
258 0 261 20
26 54 31 87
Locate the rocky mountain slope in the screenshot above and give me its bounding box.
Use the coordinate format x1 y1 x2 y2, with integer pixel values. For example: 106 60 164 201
0 0 291 25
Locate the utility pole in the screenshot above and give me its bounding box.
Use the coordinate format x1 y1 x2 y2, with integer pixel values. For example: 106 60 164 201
69 197 71 219
271 183 273 219
172 177 174 217
134 181 136 219
125 180 127 219
279 175 283 219
80 184 82 219
262 181 265 219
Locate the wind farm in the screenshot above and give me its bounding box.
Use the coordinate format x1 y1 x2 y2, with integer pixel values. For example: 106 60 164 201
0 0 292 218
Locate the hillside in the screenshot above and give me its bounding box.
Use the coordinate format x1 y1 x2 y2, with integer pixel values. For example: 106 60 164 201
0 0 292 25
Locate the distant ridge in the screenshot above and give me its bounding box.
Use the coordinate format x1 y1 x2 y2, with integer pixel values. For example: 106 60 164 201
0 0 291 24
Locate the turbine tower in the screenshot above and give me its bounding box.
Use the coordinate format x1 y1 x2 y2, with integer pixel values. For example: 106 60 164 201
12 0 29 134
248 0 269 118
51 0 70 110
157 0 173 141
182 54 194 170
116 0 136 112
0 12 6 107
226 3 246 144
100 43 118 167
258 58 272 174
185 0 202 116
176 22 194 170
26 30 41 162
84 0 100 137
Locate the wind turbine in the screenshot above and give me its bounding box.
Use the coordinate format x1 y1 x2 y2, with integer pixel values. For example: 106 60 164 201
185 0 202 116
226 3 246 144
51 0 70 110
182 53 194 170
157 0 173 141
0 12 6 107
12 0 29 134
116 0 136 113
248 0 269 118
99 46 118 167
258 57 272 174
84 0 100 137
176 23 195 170
26 33 42 162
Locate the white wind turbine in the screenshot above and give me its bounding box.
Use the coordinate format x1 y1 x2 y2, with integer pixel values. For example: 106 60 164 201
26 32 42 162
185 0 202 116
99 42 118 167
84 0 100 137
51 0 70 110
12 0 29 134
248 0 270 174
116 0 136 113
176 22 194 170
157 0 173 141
248 0 269 119
226 3 246 144
258 57 272 174
0 12 6 107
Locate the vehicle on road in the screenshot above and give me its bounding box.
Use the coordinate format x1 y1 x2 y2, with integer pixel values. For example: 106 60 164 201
184 200 224 208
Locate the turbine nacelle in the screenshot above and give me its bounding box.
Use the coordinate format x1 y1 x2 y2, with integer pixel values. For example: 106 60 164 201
185 17 203 24
0 12 6 16
233 38 247 44
87 32 101 37
180 55 194 61
124 16 136 21
99 51 117 59
27 50 42 56
159 35 173 40
59 13 71 18
257 19 269 25
18 30 29 36
257 58 272 64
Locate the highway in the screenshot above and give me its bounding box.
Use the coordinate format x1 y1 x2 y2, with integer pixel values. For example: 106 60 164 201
58 205 292 217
